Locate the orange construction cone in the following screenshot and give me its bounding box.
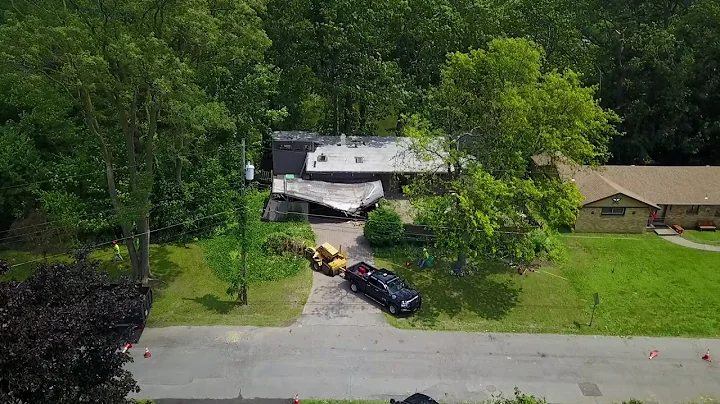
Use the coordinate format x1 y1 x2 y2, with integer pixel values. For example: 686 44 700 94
294 394 300 404
702 349 711 362
649 350 659 359
121 343 133 354
144 346 151 358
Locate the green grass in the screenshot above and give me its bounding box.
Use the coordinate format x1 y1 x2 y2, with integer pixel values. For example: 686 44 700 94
1 242 313 326
683 230 720 245
0 204 316 327
375 234 720 337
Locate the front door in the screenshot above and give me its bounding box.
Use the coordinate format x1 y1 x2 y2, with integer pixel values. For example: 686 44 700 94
655 205 667 224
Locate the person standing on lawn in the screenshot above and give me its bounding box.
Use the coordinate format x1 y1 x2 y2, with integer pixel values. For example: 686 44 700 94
112 241 123 261
418 247 430 269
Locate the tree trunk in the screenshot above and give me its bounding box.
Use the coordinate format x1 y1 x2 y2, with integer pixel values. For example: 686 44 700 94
136 214 151 284
342 94 353 134
80 85 144 278
334 90 340 135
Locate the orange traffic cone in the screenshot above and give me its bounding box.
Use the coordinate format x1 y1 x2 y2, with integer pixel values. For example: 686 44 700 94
144 346 151 358
294 394 300 404
649 350 659 359
121 343 133 354
702 349 711 362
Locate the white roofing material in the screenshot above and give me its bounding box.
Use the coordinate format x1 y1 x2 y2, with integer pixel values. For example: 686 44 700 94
271 178 384 214
305 137 447 174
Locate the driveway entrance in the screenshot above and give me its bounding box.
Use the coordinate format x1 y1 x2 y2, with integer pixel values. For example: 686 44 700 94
298 217 386 326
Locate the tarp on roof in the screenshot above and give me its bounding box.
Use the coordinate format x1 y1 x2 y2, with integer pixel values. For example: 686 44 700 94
272 178 384 215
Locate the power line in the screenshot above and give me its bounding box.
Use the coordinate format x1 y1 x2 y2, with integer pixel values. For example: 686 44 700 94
0 193 222 245
275 209 539 234
0 146 233 192
7 208 241 268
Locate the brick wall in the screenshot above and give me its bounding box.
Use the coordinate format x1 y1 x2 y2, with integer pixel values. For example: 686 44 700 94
575 207 651 233
664 205 720 229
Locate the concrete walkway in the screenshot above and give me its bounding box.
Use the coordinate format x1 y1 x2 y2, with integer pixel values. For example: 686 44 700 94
128 325 720 404
661 235 720 251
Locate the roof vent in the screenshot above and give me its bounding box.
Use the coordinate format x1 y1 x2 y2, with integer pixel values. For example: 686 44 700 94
355 156 364 163
317 154 327 162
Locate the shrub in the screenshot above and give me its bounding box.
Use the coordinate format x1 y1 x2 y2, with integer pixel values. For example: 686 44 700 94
364 204 404 246
263 232 306 255
200 190 315 284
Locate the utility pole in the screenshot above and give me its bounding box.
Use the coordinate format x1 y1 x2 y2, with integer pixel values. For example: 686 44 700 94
240 138 248 305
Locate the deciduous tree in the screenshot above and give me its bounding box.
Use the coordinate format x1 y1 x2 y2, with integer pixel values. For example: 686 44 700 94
406 38 618 268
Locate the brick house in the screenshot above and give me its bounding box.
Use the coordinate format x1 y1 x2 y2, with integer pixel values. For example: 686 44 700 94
534 156 720 233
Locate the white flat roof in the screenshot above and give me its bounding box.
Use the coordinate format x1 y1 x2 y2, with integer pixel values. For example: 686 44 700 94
305 138 447 174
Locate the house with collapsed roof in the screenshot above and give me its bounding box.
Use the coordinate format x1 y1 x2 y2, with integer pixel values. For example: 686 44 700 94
265 131 446 219
533 155 720 233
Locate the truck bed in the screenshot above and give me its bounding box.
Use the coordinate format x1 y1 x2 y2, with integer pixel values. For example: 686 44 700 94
345 261 378 280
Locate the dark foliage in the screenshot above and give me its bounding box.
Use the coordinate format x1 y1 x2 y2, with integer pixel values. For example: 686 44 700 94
0 260 9 275
0 261 140 403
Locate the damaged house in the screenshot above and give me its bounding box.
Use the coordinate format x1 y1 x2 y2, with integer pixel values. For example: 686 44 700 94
264 131 446 220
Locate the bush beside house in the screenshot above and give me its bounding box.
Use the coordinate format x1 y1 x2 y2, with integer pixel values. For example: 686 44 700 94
364 204 405 246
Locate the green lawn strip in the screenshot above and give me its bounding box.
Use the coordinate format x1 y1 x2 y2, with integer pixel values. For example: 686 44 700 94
143 243 312 327
682 230 720 245
375 234 720 337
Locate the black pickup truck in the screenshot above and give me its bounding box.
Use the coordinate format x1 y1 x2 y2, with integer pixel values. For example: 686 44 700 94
345 261 421 315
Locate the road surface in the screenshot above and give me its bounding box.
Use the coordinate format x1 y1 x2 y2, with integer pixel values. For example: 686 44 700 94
128 325 720 404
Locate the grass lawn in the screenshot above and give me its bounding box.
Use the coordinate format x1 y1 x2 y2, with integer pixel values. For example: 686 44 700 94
375 234 720 337
683 230 720 245
1 242 313 327
1 194 315 327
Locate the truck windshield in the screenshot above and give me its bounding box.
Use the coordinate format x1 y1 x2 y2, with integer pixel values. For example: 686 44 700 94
386 278 405 294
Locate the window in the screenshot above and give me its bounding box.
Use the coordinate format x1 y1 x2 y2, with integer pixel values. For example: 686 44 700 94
355 156 364 163
601 207 625 216
277 143 292 150
686 205 700 215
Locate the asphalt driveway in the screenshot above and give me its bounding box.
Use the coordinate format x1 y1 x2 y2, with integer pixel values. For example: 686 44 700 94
299 217 386 327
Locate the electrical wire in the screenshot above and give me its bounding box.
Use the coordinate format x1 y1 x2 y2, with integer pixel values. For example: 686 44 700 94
0 192 229 245
7 208 241 268
274 209 540 234
0 146 234 192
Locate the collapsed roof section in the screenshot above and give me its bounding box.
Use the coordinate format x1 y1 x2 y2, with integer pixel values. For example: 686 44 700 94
271 178 384 215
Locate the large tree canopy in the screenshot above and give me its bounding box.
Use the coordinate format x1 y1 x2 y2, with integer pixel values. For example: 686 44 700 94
406 38 619 267
0 0 273 281
0 261 140 403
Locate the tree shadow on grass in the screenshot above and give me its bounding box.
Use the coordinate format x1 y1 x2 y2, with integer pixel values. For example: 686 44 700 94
378 247 520 328
183 294 240 314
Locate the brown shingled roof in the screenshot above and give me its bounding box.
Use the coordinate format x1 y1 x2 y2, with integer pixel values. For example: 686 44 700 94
557 165 720 206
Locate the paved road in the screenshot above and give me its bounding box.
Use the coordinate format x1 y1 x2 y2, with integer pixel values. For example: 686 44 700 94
661 235 720 251
129 325 720 404
299 218 385 327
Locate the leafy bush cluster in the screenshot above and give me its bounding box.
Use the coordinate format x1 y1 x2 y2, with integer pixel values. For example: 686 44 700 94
201 190 315 284
364 203 405 247
263 232 307 256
